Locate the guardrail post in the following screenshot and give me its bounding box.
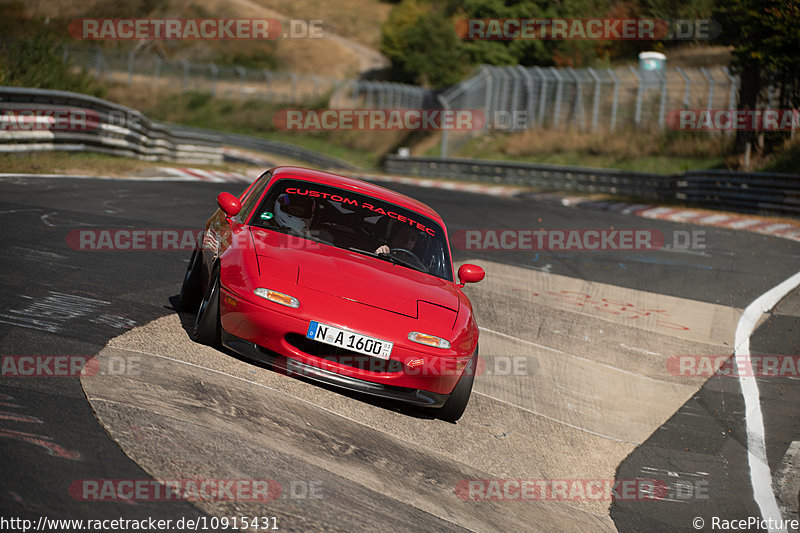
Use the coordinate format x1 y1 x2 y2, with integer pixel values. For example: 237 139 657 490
93 50 103 78
153 55 162 87
181 59 190 91
399 86 408 109
676 66 691 109
289 72 297 103
629 65 642 128
550 67 564 129
721 66 738 137
263 69 272 100
509 68 522 128
700 67 714 113
208 63 218 96
524 67 538 129
607 68 620 132
366 82 376 108
127 51 134 86
587 67 601 132
438 94 451 157
486 67 496 124
658 68 667 129
518 66 535 129
568 67 585 131
481 65 493 124
379 82 389 109
534 67 548 127
235 66 246 100
311 75 320 101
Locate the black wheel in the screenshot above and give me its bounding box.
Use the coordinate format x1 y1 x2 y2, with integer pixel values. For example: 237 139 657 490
192 265 221 346
438 347 478 423
180 248 203 313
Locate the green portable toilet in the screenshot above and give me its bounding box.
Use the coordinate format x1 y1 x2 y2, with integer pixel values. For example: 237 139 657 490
639 51 666 85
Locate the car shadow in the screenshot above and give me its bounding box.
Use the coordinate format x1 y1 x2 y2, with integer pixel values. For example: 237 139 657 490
168 295 441 422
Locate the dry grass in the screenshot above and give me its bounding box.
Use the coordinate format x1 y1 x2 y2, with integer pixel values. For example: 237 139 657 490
24 0 389 78
0 151 255 177
272 38 360 78
254 0 392 48
662 45 733 68
500 129 730 160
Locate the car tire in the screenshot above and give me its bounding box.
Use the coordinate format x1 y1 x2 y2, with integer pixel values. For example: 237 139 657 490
192 265 221 346
438 346 478 423
179 248 203 313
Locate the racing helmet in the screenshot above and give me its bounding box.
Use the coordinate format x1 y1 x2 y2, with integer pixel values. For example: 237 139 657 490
273 193 315 233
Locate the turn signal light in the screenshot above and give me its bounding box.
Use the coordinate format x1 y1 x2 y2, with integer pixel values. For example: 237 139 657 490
408 332 451 349
254 288 300 308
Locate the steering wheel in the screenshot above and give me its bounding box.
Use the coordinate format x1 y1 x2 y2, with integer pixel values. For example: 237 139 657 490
390 248 427 271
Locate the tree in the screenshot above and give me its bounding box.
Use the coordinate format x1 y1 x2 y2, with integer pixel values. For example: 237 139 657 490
715 0 800 153
380 1 469 87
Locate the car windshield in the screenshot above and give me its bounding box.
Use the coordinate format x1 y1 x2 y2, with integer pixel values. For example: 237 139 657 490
250 178 453 281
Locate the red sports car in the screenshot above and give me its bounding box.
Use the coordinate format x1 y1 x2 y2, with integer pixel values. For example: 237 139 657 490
180 167 485 421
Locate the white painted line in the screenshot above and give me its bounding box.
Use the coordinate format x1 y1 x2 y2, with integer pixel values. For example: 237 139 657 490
473 391 635 444
727 219 763 229
668 210 702 221
480 327 669 384
619 343 663 357
697 214 732 224
640 207 677 218
735 271 800 533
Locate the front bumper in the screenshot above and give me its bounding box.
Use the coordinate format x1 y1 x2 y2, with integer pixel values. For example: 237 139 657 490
222 330 450 407
220 288 471 396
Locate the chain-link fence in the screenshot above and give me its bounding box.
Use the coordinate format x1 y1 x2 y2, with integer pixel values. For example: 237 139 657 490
69 48 761 157
438 64 742 155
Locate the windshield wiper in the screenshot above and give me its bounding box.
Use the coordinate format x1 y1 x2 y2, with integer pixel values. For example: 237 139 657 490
377 251 429 274
348 246 379 257
347 247 429 274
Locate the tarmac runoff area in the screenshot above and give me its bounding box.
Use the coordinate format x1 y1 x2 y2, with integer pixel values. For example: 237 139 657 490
81 260 739 531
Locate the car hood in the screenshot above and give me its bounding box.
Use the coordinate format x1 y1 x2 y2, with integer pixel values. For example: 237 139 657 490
250 228 458 318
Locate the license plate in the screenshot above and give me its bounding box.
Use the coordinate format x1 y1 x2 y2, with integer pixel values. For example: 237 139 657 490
306 321 393 360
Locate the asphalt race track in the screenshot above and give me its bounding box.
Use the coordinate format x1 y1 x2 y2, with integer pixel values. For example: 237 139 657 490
1 174 798 532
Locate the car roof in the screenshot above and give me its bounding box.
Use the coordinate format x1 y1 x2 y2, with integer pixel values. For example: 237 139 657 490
269 166 444 224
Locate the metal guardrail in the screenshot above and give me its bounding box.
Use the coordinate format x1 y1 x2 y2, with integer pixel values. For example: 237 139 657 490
0 87 223 164
385 155 800 217
165 124 357 170
0 87 357 169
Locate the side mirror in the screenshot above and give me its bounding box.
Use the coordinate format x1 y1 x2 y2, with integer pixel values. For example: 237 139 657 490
458 264 485 286
217 192 242 218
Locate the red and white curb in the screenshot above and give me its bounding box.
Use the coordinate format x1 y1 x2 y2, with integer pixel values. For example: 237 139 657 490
528 193 800 243
157 167 253 183
4 167 798 242
161 169 800 242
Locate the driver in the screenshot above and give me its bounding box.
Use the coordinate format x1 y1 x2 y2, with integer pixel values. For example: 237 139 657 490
273 193 315 235
375 221 419 255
